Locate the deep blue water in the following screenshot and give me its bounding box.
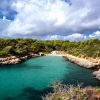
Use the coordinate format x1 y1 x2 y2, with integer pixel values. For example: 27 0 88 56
0 56 100 100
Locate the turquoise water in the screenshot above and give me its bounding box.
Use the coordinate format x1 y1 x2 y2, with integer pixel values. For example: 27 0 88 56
0 56 100 100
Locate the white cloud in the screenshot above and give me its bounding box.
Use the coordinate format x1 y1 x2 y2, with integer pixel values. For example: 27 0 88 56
89 31 100 39
63 33 87 41
44 33 87 41
0 0 100 40
44 31 100 41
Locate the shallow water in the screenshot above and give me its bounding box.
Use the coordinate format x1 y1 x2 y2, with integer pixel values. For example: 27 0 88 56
0 56 100 100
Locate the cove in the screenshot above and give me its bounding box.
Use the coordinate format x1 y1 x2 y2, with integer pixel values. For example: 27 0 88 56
0 56 100 100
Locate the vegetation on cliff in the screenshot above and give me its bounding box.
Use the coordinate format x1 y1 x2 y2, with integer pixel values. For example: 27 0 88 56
0 38 99 58
43 82 100 100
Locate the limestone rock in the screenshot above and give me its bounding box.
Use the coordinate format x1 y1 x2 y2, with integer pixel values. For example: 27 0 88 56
93 69 100 80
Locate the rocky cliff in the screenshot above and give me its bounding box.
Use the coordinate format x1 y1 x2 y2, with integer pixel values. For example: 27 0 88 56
64 54 100 68
93 69 100 80
0 54 40 65
0 56 21 65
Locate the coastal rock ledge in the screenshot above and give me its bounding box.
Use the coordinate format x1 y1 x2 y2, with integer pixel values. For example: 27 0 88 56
0 56 21 65
64 54 100 80
0 54 40 65
93 69 100 80
64 54 100 68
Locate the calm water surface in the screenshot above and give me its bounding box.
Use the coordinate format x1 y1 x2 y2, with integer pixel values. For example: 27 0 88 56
0 56 100 100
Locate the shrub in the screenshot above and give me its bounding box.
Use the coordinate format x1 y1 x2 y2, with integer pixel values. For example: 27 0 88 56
43 82 100 100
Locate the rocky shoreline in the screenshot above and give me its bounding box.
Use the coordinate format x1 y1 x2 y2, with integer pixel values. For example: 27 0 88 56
64 54 100 80
0 56 21 65
0 51 100 81
93 69 100 80
48 51 100 80
64 54 100 68
0 53 40 65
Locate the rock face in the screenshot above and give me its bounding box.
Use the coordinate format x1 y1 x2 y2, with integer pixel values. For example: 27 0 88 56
49 51 100 68
0 54 40 65
93 69 100 80
0 56 21 65
64 54 100 68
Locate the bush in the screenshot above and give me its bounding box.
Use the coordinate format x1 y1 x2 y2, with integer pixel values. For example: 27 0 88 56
43 82 100 100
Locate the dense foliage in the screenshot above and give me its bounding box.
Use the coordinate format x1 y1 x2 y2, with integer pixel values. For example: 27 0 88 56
0 38 100 58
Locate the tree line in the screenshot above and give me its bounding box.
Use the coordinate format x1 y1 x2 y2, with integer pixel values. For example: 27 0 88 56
0 38 100 58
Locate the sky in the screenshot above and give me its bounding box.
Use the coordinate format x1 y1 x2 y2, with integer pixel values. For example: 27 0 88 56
0 0 100 41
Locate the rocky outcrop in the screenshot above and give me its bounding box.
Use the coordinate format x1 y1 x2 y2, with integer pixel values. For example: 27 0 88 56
0 56 21 65
64 54 100 68
93 69 100 80
0 54 40 65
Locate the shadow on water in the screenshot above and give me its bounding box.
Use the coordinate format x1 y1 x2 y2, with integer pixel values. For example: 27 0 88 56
4 87 53 100
20 87 52 100
62 62 100 87
3 97 14 100
0 63 45 70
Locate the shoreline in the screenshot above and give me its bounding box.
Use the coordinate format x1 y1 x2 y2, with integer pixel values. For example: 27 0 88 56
0 51 100 80
64 55 100 80
63 54 100 68
0 53 40 65
48 51 100 80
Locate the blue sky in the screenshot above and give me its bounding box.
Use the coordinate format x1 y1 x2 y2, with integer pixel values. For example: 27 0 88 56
0 0 100 41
